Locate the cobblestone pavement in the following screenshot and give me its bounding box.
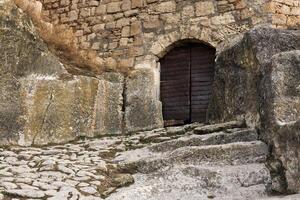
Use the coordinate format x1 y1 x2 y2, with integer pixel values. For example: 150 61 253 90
0 124 196 200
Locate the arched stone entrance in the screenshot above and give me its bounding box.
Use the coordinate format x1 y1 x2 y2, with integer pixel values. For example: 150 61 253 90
160 42 216 126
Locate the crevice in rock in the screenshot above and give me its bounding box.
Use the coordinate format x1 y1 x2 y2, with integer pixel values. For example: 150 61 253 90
121 76 127 135
32 89 54 145
266 144 289 195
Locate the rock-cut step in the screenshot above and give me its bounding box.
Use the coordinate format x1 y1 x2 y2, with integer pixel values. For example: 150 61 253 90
167 141 268 165
115 127 260 165
111 125 272 200
149 127 259 152
117 141 268 173
107 163 271 200
193 120 246 135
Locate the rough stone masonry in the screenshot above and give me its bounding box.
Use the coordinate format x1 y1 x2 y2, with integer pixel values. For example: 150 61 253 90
38 0 300 69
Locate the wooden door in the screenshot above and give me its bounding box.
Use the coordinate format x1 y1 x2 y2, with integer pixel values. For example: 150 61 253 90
160 45 191 126
160 43 215 126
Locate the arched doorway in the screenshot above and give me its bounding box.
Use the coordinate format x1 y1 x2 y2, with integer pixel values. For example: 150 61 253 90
160 42 216 126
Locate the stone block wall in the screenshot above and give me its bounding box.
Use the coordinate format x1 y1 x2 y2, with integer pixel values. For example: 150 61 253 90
265 0 300 29
38 0 270 69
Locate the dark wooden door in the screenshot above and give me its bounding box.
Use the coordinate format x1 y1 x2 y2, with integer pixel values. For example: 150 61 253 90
160 46 191 125
160 43 215 126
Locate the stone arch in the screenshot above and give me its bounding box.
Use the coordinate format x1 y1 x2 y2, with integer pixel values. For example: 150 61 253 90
160 38 216 59
140 26 223 119
148 27 221 60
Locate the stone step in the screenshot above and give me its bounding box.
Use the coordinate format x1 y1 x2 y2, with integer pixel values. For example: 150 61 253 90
193 120 245 135
260 194 300 200
118 141 268 173
116 128 259 164
107 163 271 200
149 128 258 152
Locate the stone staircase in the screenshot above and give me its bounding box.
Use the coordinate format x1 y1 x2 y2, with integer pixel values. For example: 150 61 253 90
1 120 298 200
108 122 273 200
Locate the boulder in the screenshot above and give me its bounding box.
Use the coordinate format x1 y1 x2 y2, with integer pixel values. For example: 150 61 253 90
208 26 300 193
125 68 163 133
0 3 67 146
265 51 300 192
208 26 300 127
93 73 124 136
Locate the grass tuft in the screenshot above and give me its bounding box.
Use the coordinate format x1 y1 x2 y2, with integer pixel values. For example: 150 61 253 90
12 0 129 75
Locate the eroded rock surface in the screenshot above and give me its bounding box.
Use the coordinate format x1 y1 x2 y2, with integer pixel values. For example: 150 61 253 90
208 27 300 127
265 51 300 192
0 4 124 146
124 68 163 133
208 26 300 193
0 2 66 145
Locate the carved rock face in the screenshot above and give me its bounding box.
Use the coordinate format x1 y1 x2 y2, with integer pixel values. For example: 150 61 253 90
269 51 300 192
0 5 124 146
270 51 300 124
125 68 163 133
0 4 66 146
208 26 300 193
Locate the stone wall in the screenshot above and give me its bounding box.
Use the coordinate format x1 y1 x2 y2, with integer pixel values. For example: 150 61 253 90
39 0 270 69
266 0 300 29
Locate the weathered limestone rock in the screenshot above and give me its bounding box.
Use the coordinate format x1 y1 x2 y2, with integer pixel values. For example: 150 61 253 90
0 3 67 146
5 189 45 198
208 27 300 126
155 1 176 13
264 51 300 192
93 73 124 136
125 68 163 133
208 26 300 193
15 72 124 146
269 51 300 125
195 1 215 16
18 73 124 146
20 75 97 146
194 120 245 135
110 126 271 200
0 4 125 146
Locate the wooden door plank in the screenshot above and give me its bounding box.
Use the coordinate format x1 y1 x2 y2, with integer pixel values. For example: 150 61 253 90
160 46 191 123
190 44 215 123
